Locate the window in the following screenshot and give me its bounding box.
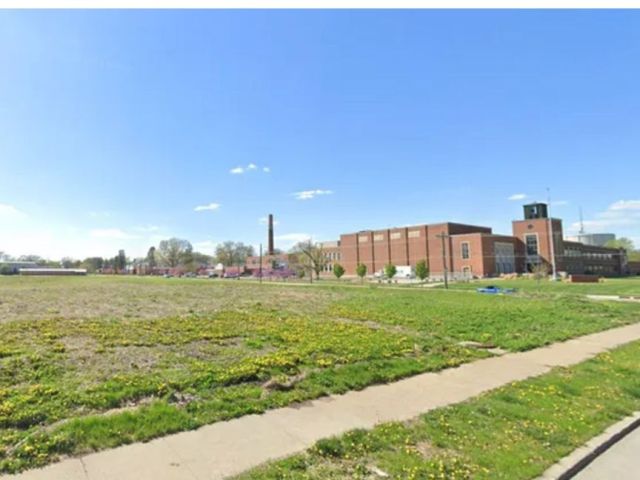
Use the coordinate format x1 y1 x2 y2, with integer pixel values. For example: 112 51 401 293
408 230 420 238
525 234 538 256
358 235 369 243
461 242 470 260
374 234 384 242
390 232 401 240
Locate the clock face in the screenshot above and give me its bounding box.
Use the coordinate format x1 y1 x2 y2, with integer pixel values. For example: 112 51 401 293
528 224 534 230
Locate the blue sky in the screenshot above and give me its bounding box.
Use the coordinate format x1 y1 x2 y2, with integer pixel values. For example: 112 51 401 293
1 10 639 259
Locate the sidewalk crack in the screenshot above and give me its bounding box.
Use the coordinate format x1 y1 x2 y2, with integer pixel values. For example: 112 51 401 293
79 458 90 480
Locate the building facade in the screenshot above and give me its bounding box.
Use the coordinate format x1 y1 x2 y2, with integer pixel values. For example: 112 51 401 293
245 205 630 279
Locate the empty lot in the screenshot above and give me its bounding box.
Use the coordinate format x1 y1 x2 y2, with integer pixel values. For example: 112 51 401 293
0 276 638 473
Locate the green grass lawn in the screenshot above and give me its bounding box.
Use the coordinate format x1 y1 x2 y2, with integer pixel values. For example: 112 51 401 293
441 276 640 296
236 340 640 480
0 276 638 473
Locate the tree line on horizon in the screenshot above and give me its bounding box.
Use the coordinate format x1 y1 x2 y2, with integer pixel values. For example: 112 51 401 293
0 238 256 274
2 236 638 276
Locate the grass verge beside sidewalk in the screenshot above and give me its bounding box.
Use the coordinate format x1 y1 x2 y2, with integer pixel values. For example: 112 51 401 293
236 340 640 480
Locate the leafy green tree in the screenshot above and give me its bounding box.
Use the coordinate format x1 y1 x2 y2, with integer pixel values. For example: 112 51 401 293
181 245 195 272
215 241 255 267
333 263 345 280
605 237 635 251
81 257 104 273
146 247 157 269
604 237 640 261
192 251 212 266
0 265 14 275
384 264 397 281
18 255 44 264
158 238 193 268
61 257 76 269
356 263 367 283
415 260 429 282
115 250 127 272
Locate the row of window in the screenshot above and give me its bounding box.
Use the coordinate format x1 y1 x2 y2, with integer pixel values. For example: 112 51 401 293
566 249 615 260
324 251 341 261
358 230 423 243
585 265 616 273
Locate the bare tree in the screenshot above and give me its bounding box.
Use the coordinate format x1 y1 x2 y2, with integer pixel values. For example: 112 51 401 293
532 262 549 287
290 240 326 281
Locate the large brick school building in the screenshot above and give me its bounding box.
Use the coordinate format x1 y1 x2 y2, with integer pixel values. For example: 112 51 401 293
247 204 629 279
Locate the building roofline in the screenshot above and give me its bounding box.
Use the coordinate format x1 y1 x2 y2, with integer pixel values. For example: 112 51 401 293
342 221 492 236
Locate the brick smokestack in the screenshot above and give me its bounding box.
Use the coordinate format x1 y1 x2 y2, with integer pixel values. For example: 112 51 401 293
268 214 275 255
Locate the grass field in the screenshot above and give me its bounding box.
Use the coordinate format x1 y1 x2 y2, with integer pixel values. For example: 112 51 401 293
438 276 640 296
0 275 639 473
237 340 640 480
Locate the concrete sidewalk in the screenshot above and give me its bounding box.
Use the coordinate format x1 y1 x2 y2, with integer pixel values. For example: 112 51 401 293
5 322 640 480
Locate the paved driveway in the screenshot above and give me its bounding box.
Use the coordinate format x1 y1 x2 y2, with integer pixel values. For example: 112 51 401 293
574 427 640 479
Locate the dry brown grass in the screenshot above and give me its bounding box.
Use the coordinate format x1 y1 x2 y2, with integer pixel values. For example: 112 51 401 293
0 275 343 323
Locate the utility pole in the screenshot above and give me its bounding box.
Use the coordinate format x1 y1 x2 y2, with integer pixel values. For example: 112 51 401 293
259 243 263 285
547 188 558 281
309 237 313 284
436 232 450 289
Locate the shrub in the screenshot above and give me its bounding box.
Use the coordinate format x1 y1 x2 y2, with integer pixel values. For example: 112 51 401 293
384 264 397 281
356 263 367 283
415 260 429 282
333 264 345 280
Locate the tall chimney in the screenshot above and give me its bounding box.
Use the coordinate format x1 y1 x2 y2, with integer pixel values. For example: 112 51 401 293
268 214 275 255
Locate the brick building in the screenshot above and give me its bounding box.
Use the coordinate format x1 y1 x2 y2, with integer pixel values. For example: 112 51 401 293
245 205 630 279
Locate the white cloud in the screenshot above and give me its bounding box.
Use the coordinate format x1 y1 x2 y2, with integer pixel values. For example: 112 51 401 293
88 211 112 218
259 216 279 225
133 225 160 232
610 200 640 211
569 199 640 233
0 203 26 219
508 193 527 201
89 228 139 240
194 203 221 212
293 189 333 200
230 164 269 175
275 233 312 249
2 217 171 260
